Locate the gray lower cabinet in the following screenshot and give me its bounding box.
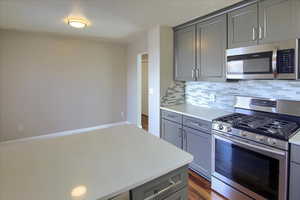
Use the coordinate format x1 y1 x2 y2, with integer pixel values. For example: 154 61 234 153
161 119 182 149
258 0 293 44
228 3 258 48
290 144 300 200
174 25 196 81
131 165 188 200
183 127 211 179
161 110 212 180
289 162 300 200
197 14 227 81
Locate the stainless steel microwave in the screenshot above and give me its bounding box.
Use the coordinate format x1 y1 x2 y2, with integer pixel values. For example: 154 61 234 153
226 39 299 80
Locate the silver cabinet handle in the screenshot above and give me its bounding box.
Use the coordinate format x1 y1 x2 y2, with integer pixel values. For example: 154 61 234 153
192 68 196 81
259 26 263 39
190 121 203 128
195 68 200 80
178 128 183 138
272 48 278 77
143 179 182 200
252 26 256 41
181 128 186 149
166 114 176 118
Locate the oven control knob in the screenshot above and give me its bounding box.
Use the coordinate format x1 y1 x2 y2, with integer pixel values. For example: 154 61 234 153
225 127 232 132
218 124 224 130
256 135 265 142
268 138 277 145
241 132 248 137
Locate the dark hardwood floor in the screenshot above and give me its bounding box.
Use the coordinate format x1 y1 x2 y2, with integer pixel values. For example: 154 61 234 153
141 114 148 131
188 170 228 200
142 118 227 200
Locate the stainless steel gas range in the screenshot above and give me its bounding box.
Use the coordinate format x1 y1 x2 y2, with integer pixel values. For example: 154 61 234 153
211 96 300 200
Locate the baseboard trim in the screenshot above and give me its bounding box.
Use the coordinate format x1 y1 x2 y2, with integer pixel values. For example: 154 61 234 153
0 121 130 145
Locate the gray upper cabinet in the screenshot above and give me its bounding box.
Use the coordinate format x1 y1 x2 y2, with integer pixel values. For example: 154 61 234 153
294 0 300 38
197 14 227 81
258 0 293 44
174 26 196 81
183 127 211 179
228 3 258 48
161 119 182 149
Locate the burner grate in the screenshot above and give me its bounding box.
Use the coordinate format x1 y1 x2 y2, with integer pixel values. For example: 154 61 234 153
215 113 300 140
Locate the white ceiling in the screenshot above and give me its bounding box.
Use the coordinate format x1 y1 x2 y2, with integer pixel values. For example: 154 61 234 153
0 0 242 43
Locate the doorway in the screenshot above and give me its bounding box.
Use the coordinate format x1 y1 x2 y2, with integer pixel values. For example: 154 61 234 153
141 54 148 131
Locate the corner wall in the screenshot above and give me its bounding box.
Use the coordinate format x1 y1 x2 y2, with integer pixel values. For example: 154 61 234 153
126 32 148 125
0 29 127 141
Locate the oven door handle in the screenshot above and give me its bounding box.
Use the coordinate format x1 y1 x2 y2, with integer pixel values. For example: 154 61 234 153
272 48 278 77
213 133 286 157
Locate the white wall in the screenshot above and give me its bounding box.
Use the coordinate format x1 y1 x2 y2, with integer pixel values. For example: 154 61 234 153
148 26 173 137
148 26 161 136
141 56 149 116
126 32 148 125
0 29 127 141
126 27 173 136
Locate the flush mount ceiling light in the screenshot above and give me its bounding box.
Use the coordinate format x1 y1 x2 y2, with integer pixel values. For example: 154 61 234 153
67 18 88 29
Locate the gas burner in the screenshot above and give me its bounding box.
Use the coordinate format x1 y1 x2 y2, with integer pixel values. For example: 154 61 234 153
215 113 300 140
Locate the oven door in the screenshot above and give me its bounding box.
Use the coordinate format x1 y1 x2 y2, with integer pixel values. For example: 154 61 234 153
212 132 288 200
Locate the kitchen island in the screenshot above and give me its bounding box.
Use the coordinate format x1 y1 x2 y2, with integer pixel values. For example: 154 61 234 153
0 124 193 200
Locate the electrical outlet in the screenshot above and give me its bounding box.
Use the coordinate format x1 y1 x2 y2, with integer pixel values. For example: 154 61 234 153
209 94 216 102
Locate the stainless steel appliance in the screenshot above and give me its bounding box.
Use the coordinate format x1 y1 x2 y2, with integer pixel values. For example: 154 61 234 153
226 39 299 80
211 96 300 200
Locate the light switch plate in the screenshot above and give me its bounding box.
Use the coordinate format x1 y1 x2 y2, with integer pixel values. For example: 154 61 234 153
149 88 154 95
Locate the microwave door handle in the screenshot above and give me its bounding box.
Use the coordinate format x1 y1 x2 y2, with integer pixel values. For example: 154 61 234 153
272 48 278 77
252 27 256 41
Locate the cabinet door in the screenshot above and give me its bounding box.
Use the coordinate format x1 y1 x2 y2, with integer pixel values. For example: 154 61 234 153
259 0 293 44
293 0 300 38
228 3 258 48
174 25 196 81
183 127 211 179
197 14 227 81
162 119 182 149
289 162 300 200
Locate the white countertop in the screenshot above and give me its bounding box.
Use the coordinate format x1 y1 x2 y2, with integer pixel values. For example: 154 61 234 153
0 125 193 200
289 131 300 146
161 104 233 122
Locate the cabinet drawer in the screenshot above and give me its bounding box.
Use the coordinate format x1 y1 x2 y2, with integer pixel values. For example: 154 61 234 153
183 116 211 133
131 165 188 200
160 187 187 200
291 144 300 164
161 110 182 123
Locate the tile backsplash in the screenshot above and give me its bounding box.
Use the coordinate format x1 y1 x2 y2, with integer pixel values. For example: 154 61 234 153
161 80 300 110
161 81 185 106
186 80 300 111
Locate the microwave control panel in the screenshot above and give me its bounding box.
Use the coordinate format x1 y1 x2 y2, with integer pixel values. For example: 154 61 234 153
277 49 295 73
